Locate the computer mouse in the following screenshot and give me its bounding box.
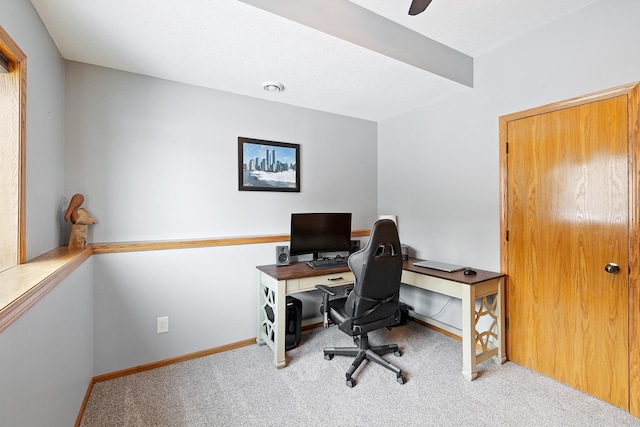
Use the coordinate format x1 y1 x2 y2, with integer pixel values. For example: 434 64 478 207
463 268 477 275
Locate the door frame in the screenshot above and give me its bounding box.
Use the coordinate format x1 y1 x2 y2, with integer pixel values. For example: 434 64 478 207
499 82 640 418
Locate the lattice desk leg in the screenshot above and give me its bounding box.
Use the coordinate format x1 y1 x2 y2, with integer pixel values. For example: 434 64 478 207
258 283 276 347
462 278 505 380
258 274 287 368
474 295 501 364
473 279 507 367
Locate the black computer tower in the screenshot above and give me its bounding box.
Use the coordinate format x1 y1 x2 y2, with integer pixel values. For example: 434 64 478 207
396 302 410 326
285 296 302 350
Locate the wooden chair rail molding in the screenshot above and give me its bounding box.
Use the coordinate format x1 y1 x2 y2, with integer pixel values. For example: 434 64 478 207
0 229 370 332
92 229 370 253
91 235 291 254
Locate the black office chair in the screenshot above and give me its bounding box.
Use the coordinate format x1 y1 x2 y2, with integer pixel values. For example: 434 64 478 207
316 219 407 387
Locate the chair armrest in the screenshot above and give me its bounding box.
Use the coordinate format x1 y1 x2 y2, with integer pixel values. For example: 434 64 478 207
315 284 337 328
315 284 337 296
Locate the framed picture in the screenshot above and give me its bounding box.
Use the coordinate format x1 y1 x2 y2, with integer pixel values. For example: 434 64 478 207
238 137 300 192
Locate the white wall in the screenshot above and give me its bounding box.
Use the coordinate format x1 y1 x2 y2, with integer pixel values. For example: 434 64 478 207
382 0 640 326
64 62 379 373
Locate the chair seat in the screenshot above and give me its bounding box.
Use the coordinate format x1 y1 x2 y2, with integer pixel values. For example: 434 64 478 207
324 297 348 324
321 297 401 337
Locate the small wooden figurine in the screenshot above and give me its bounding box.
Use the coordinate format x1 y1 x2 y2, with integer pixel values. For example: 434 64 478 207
64 194 96 248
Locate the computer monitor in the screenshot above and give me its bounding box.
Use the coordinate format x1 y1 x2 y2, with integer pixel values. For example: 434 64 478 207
289 213 352 260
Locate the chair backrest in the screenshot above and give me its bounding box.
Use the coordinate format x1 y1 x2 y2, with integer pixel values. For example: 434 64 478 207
344 219 403 326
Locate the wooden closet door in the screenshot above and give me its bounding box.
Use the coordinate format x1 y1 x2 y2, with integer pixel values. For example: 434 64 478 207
505 95 629 409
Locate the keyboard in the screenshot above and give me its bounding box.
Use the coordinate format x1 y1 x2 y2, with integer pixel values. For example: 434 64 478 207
307 257 348 269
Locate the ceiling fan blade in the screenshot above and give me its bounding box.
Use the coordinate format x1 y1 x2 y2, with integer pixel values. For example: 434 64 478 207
408 0 433 15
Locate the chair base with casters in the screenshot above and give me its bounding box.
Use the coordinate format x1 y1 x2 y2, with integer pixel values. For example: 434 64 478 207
316 283 407 388
323 331 406 388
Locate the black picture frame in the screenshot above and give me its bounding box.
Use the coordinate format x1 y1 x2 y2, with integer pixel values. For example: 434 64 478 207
238 137 300 192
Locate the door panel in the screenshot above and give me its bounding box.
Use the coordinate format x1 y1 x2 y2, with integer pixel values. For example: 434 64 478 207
506 96 629 409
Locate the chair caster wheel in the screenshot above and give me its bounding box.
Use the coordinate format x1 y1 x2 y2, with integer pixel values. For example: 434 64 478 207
394 350 402 357
397 375 407 385
346 378 356 387
324 353 333 360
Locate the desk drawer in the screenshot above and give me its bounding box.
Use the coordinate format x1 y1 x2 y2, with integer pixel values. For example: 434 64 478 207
402 270 463 298
287 272 355 293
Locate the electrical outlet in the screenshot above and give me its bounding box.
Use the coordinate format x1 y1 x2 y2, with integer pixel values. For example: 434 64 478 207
157 316 169 334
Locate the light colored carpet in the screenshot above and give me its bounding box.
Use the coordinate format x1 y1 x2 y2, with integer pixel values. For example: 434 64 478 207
80 321 640 426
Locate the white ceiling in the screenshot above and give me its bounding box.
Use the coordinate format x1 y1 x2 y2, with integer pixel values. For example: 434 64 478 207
29 0 598 121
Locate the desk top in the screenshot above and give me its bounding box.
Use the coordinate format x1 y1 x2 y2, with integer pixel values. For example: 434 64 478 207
256 260 351 281
403 258 505 285
257 257 504 285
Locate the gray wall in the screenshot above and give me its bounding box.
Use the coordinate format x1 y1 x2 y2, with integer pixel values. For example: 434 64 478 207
0 1 92 426
385 0 640 326
92 246 270 375
64 62 378 242
0 260 94 427
64 62 379 375
0 0 66 259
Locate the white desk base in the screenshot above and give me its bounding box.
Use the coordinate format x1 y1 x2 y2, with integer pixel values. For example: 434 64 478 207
256 259 506 381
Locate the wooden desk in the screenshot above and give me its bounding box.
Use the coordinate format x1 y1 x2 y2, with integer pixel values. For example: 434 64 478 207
256 258 506 381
